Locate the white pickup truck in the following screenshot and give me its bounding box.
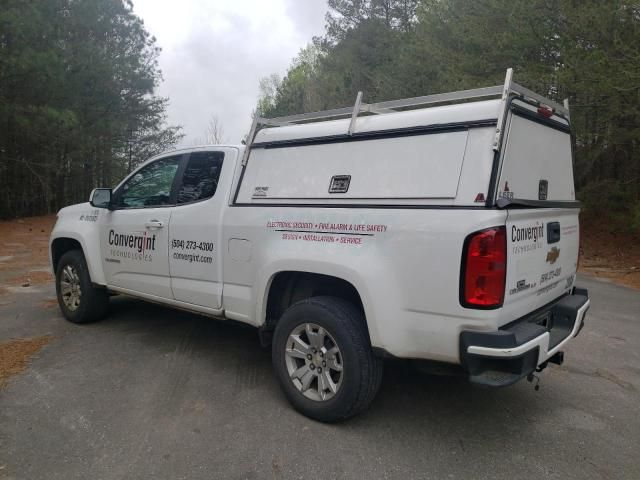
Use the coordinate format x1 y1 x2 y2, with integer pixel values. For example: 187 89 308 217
50 70 590 422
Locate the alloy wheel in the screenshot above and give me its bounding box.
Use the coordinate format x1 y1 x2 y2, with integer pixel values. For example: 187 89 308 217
284 323 344 401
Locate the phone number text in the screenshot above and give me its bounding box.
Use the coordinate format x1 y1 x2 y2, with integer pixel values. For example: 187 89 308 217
171 239 215 252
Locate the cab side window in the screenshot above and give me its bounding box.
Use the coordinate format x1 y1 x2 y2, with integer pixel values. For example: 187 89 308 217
118 156 181 208
177 151 224 204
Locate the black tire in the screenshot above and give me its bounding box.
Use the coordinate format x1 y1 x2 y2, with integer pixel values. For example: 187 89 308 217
272 296 383 422
55 249 109 324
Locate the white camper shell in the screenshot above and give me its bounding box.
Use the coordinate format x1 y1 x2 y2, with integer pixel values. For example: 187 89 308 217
238 70 575 208
50 69 590 422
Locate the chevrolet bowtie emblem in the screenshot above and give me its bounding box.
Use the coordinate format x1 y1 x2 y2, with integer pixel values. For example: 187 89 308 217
546 246 560 264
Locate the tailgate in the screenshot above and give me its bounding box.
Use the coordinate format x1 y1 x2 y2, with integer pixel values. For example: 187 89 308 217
504 209 579 314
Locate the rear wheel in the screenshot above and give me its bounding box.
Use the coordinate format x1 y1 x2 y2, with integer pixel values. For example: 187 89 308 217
55 250 109 323
272 296 383 422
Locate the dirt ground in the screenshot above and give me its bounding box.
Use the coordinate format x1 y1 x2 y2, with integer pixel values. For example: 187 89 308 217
0 336 52 388
0 216 57 388
580 216 640 290
0 215 56 290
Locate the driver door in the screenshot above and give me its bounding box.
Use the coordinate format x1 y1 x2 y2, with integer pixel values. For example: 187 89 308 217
101 154 184 299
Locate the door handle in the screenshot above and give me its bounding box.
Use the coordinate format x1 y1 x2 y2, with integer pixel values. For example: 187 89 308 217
145 220 164 229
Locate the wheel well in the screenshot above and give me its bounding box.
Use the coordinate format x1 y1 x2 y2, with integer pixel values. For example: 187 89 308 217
263 272 366 341
51 238 83 272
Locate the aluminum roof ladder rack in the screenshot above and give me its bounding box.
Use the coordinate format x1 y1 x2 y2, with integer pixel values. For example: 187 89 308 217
241 67 570 165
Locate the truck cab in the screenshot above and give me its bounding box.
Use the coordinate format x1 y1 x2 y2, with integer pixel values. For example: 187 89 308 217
51 147 239 316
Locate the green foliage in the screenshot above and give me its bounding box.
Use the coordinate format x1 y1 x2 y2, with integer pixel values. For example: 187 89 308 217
0 0 183 218
325 0 419 41
261 0 640 232
579 180 640 233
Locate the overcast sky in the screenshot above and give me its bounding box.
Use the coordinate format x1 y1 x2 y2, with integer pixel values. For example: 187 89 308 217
132 0 329 146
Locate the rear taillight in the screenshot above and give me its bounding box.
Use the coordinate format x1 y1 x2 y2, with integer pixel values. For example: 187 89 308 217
461 227 507 309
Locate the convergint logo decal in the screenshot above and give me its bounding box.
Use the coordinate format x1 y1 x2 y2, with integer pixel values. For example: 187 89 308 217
511 221 544 255
511 223 544 243
107 229 156 262
507 221 546 296
266 220 388 245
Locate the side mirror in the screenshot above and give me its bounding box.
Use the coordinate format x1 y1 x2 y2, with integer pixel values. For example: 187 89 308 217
90 188 113 209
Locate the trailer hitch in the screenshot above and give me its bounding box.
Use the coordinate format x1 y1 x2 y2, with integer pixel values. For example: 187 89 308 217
527 373 541 391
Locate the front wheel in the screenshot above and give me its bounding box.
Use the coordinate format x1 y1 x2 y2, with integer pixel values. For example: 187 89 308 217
55 250 109 324
272 296 383 422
